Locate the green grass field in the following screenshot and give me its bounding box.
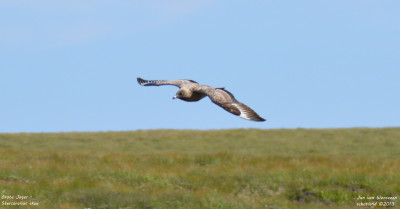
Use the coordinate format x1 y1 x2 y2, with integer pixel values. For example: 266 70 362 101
1 128 399 209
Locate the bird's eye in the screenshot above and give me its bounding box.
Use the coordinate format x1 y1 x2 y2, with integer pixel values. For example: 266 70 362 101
179 92 183 96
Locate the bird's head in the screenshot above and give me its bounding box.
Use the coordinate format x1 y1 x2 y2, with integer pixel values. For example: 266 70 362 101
173 88 191 100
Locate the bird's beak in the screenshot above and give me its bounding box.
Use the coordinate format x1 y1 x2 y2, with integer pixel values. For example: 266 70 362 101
172 96 177 99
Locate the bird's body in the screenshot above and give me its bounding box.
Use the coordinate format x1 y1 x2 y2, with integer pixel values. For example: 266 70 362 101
177 90 207 102
137 77 265 122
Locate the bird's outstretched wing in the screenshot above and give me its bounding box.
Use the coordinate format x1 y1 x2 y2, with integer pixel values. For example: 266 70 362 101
220 101 266 122
137 77 197 88
196 87 266 122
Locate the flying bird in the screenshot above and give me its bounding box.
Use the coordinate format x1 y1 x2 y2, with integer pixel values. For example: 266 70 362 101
137 77 266 122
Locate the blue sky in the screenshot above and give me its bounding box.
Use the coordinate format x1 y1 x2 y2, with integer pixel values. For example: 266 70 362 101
1 1 399 132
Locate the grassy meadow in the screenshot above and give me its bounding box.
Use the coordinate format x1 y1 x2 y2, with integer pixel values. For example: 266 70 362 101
0 128 399 209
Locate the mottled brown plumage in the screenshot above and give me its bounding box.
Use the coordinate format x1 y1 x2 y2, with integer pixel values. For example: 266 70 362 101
137 77 265 122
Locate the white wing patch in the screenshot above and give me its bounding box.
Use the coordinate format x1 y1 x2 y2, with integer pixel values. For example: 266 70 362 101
232 103 249 120
232 103 265 121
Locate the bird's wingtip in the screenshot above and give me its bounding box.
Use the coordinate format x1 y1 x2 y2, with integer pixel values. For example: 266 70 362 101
137 77 145 85
249 116 266 122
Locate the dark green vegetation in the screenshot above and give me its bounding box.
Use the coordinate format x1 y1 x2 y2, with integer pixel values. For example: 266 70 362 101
1 128 399 209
